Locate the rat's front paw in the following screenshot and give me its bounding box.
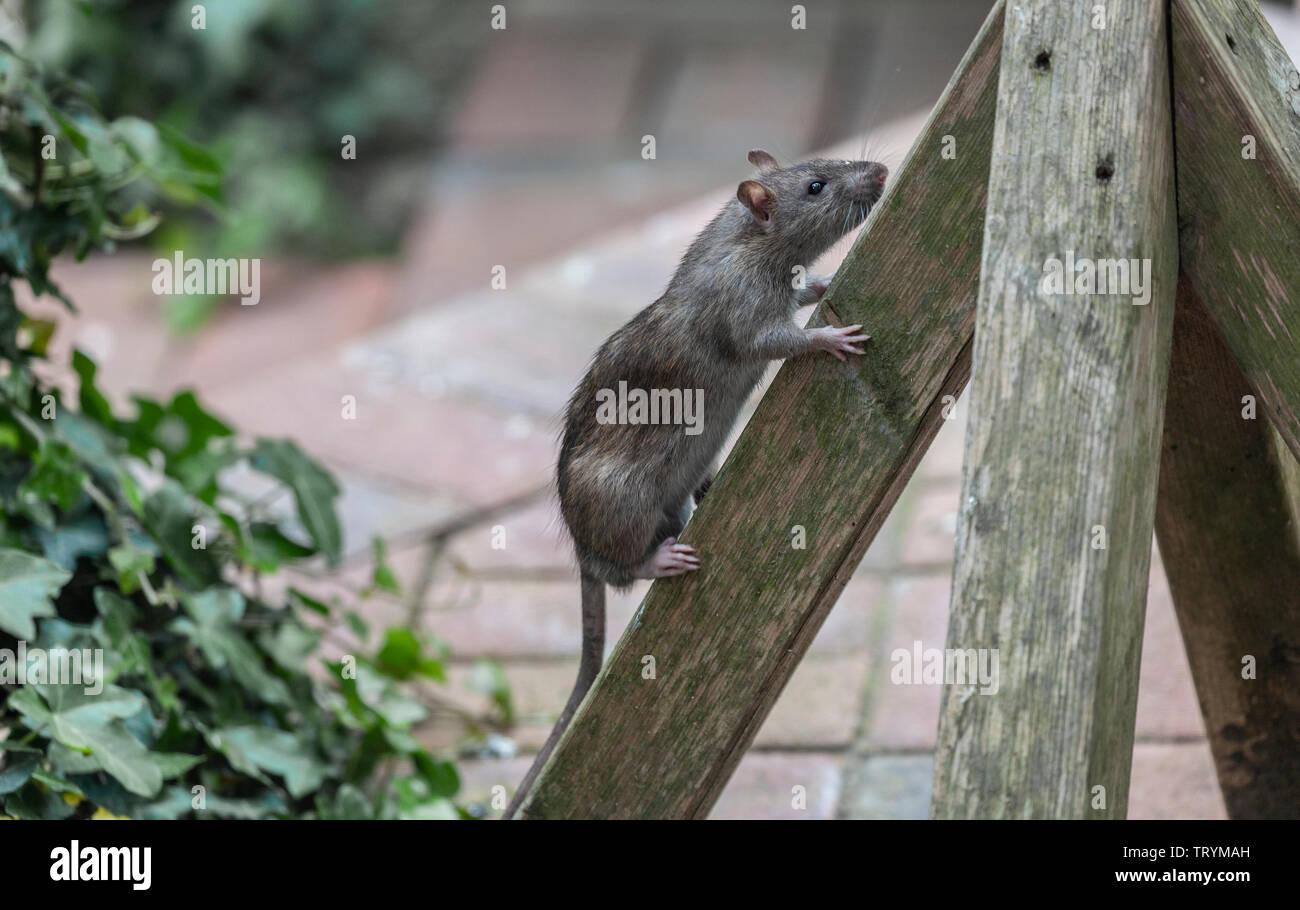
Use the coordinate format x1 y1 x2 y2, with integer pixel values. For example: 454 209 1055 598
809 324 870 362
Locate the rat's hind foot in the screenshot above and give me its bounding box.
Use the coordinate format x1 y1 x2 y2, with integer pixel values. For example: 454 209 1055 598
636 538 700 579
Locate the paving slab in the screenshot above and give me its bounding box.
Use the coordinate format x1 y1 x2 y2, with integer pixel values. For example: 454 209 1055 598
708 752 844 820
1135 561 1207 741
394 568 889 664
170 261 395 392
205 354 556 504
914 388 969 483
457 751 843 819
897 479 962 570
840 754 934 820
861 575 951 751
1128 742 1227 820
423 652 870 755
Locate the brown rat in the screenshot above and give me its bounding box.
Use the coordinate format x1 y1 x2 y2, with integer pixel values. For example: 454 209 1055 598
505 149 887 817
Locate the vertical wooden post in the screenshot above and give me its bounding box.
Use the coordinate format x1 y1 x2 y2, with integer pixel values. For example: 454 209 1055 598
1153 277 1300 819
931 1 1178 819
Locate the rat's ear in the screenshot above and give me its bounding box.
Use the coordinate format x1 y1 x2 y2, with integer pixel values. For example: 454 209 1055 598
737 179 774 228
747 149 778 172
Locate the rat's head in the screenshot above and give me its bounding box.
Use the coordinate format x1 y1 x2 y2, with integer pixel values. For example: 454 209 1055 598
735 149 887 261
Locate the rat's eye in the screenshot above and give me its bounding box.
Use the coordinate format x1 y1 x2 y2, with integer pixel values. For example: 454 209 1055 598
808 181 825 195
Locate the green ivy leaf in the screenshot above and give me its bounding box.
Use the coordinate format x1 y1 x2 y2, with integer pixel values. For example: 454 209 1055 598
92 587 152 679
8 684 163 797
156 122 224 206
30 767 86 800
21 317 56 356
369 535 400 594
109 116 162 168
171 447 239 503
287 587 332 617
107 544 155 595
258 621 319 672
210 726 325 798
375 626 422 679
0 548 71 638
349 665 426 729
171 589 289 704
141 481 221 587
201 792 286 819
71 350 114 426
47 741 102 776
344 610 369 642
467 658 513 724
243 522 315 573
3 780 75 819
0 752 40 795
327 783 373 820
122 390 233 464
152 752 204 779
413 751 460 799
35 513 109 571
249 438 342 565
20 440 87 512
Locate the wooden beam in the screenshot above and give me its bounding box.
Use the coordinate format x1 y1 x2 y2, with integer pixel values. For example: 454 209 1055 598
931 0 1178 819
1170 0 1300 460
1153 275 1300 819
513 0 1006 819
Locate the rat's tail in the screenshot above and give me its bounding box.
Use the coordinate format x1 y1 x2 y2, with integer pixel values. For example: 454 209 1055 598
504 572 605 818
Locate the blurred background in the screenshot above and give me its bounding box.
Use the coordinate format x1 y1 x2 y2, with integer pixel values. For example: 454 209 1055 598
6 0 1299 818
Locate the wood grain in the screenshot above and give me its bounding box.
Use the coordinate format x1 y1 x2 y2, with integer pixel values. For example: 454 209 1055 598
513 0 1006 819
1154 275 1300 819
931 0 1178 819
1171 0 1300 459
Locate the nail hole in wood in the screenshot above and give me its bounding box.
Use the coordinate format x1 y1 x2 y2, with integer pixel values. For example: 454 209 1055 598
1095 155 1115 182
1033 50 1051 73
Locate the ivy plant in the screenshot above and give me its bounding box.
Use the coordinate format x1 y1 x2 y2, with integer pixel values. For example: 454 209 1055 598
0 42 506 820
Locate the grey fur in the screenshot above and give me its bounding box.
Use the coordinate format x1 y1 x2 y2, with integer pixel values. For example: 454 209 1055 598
504 152 886 818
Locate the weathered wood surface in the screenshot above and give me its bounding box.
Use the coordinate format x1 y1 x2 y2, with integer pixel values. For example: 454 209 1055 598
931 0 1178 819
1170 0 1300 460
513 0 1006 819
1154 276 1300 819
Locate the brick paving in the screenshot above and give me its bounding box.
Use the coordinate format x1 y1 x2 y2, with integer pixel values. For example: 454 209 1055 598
37 0 1280 819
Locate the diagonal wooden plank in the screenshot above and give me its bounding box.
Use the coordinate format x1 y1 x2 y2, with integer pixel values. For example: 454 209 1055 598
1171 0 1300 460
1154 274 1300 819
931 0 1178 819
512 0 1006 819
